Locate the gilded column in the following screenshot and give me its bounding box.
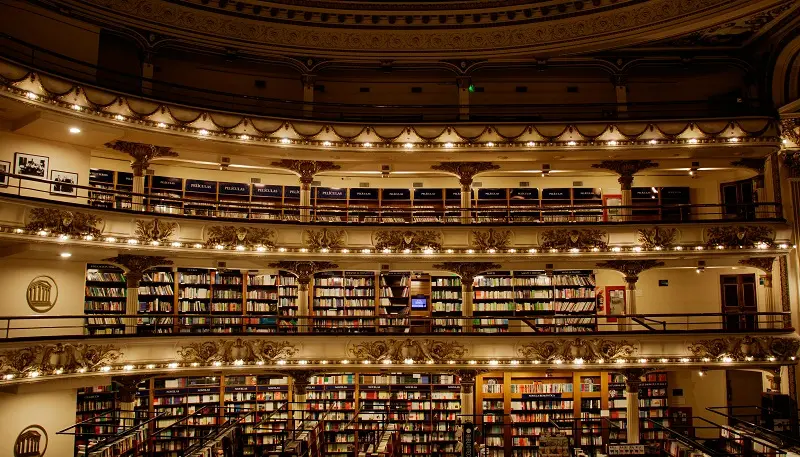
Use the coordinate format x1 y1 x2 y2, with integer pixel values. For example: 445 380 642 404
592 160 658 221
431 162 500 224
623 371 642 444
271 160 341 223
102 255 173 334
105 141 178 211
288 370 313 432
433 262 501 333
269 261 338 332
455 370 478 424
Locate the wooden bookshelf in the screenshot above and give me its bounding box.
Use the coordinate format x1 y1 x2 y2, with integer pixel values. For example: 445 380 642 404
210 269 245 333
314 187 347 222
608 371 669 443
572 188 603 223
75 385 118 456
541 188 572 222
250 184 284 220
137 267 175 335
476 188 508 223
473 271 514 333
413 188 445 223
217 182 250 219
245 272 281 333
88 169 115 209
348 188 380 223
84 264 126 335
379 272 411 332
307 374 357 456
431 275 462 333
177 268 212 333
509 188 540 222
444 188 466 223
184 179 218 217
148 176 183 214
381 189 412 223
114 172 135 210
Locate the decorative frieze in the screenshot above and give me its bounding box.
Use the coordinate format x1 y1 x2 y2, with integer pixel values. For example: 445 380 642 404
432 262 502 289
373 230 442 251
177 339 298 364
205 226 275 249
304 228 345 251
687 336 800 361
637 227 677 250
517 339 637 362
471 229 512 251
0 343 121 376
270 159 341 185
730 158 767 175
348 339 468 364
135 218 177 244
25 208 102 238
595 260 665 284
431 162 500 186
268 261 339 285
738 257 776 274
540 228 608 251
102 254 173 286
591 160 659 189
704 225 774 248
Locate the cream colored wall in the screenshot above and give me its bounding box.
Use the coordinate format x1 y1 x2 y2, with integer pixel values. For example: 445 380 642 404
0 385 77 457
0 131 93 203
0 258 87 338
668 370 727 439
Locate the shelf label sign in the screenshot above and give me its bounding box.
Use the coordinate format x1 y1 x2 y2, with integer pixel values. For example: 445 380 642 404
462 422 475 457
608 444 646 455
219 182 249 195
186 179 217 194
521 393 562 399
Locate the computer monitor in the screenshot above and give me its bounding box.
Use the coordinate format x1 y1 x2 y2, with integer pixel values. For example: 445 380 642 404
411 296 428 310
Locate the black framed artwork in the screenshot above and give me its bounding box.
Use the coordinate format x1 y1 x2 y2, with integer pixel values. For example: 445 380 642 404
50 170 78 197
0 160 9 187
13 152 49 178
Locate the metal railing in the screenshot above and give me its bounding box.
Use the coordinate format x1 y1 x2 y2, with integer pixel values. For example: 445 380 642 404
0 171 783 225
706 406 800 449
0 34 774 122
58 410 164 457
0 311 790 340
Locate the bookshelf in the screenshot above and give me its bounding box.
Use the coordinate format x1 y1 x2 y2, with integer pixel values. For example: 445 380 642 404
115 172 135 210
413 188 445 223
245 272 281 333
184 179 218 217
283 186 302 221
75 385 117 456
444 188 466 223
608 372 669 443
178 268 212 333
307 374 357 456
476 188 508 223
137 267 176 335
88 169 115 209
431 275 462 333
218 182 250 219
223 375 290 455
211 269 244 333
509 188 540 222
84 264 126 335
572 188 603 223
381 189 412 223
151 376 221 457
251 184 284 220
148 176 183 215
312 271 376 333
473 271 513 333
379 272 411 332
312 271 346 332
541 188 572 222
315 187 348 222
345 271 378 332
348 188 380 223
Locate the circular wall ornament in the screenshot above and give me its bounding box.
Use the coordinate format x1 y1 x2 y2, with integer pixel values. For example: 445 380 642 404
26 276 58 313
14 425 48 457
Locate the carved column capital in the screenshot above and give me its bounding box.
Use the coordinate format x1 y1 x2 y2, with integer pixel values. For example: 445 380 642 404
270 159 341 186
731 158 767 175
102 254 173 287
596 260 664 287
591 160 659 190
780 118 800 145
433 262 502 291
105 141 178 176
287 370 315 395
431 162 500 187
115 376 150 403
269 261 339 286
618 368 649 392
739 257 776 276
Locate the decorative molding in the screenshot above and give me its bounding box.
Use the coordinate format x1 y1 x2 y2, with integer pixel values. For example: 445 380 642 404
102 254 173 286
591 160 659 189
26 276 57 313
304 228 345 251
782 149 800 178
431 162 500 186
517 339 637 362
25 208 102 238
637 227 677 250
105 141 177 176
177 339 298 364
738 257 776 274
0 343 121 376
285 370 316 395
471 229 512 251
432 262 502 287
348 339 468 363
373 230 442 251
704 225 774 248
268 261 339 285
687 336 800 361
731 157 767 175
540 228 608 251
595 260 665 284
135 218 177 244
780 256 791 327
205 226 275 249
781 118 800 145
270 160 341 185
14 425 47 457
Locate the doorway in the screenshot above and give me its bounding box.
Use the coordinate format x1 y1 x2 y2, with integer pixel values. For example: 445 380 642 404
720 274 757 330
720 179 755 220
726 370 763 426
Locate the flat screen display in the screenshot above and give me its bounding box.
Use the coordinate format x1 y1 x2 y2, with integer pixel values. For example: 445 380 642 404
411 296 428 310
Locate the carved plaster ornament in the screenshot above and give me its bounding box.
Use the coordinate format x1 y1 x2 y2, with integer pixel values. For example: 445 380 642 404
637 227 677 250
205 226 275 249
687 336 800 361
25 208 103 237
304 228 346 250
177 339 298 364
431 162 500 186
517 339 637 362
348 339 468 363
471 229 512 251
373 230 442 251
270 159 341 185
540 228 608 250
268 261 339 285
135 218 177 244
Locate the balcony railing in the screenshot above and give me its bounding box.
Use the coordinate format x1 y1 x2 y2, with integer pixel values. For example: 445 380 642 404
0 34 773 122
0 172 783 225
0 312 790 340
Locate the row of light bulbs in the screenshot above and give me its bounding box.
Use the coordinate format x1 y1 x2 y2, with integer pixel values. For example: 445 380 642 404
13 228 793 254
16 90 763 149
2 355 787 382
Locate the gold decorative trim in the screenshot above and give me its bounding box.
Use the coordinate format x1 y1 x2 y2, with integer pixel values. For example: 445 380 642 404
348 339 467 363
540 228 608 251
304 228 346 251
25 208 102 238
0 343 121 376
268 260 339 285
517 339 637 362
102 254 173 286
205 226 275 249
431 162 500 186
373 230 442 251
687 336 800 361
637 227 677 250
270 159 341 185
177 339 298 364
738 257 776 274
704 225 774 248
432 262 502 288
595 260 665 284
105 141 178 176
591 160 658 189
471 229 512 251
135 218 177 244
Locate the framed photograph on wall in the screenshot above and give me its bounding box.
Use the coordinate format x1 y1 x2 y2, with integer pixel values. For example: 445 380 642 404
50 170 78 197
14 152 48 178
0 160 10 187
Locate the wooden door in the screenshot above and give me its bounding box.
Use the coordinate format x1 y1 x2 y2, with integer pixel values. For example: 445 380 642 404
720 274 757 330
720 179 755 220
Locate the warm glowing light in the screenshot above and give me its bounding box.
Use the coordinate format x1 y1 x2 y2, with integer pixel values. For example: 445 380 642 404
54 369 63 375
466 249 475 254
768 356 776 362
639 358 648 364
688 138 699 144
127 239 138 245
240 134 250 140
528 248 537 253
213 361 223 367
278 247 287 252
69 127 81 134
300 248 309 253
659 358 669 363
721 356 732 363
276 360 287 365
446 249 454 254
341 360 350 364
233 245 244 251
404 358 415 365
444 142 454 148
729 137 740 143
341 249 350 253
363 142 372 147
508 249 516 253
298 360 308 365
193 243 203 249
611 247 621 253
648 139 658 145
26 92 39 100
382 248 391 254
423 248 434 254
607 140 618 146
362 360 371 365
567 141 577 146
124 365 134 371
157 122 167 128
14 228 24 234
510 360 519 365
403 143 414 149
468 360 477 365
526 142 536 147
215 244 224 250
486 142 495 147
487 248 497 254
168 363 179 369
573 358 584 365
569 248 579 253
255 246 266 252
38 230 48 237
60 252 72 258
150 241 160 246
632 246 642 252
4 374 15 380
322 141 332 147
114 115 125 121
198 129 209 136
488 360 499 366
280 138 291 144
101 366 111 372
554 359 563 365
382 359 392 365
675 246 683 251
402 248 411 254
362 249 371 254
29 371 40 378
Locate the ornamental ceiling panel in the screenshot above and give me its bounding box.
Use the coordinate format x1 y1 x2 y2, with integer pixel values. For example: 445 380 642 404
250 119 287 134
83 87 118 106
413 126 448 139
615 123 652 137
293 122 327 137
210 113 249 129
371 126 406 139
37 75 73 94
127 99 161 116
574 124 612 138
332 125 368 138
494 126 528 139
694 121 733 136
168 106 204 123
450 126 488 139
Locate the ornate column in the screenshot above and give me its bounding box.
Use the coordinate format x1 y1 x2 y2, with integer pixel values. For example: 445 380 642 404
457 76 472 121
739 257 777 328
269 261 338 332
779 256 792 329
105 141 178 211
287 370 313 431
454 370 478 423
271 160 341 222
732 158 767 218
591 160 658 221
431 162 500 224
115 376 148 426
302 74 316 117
433 262 501 332
619 369 647 444
103 255 173 334
596 260 664 330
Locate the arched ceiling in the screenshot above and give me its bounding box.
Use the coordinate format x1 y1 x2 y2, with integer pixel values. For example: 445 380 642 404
36 0 800 61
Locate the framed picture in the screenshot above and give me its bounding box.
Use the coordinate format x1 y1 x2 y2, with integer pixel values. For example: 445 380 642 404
14 152 49 178
0 160 9 187
50 170 78 197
